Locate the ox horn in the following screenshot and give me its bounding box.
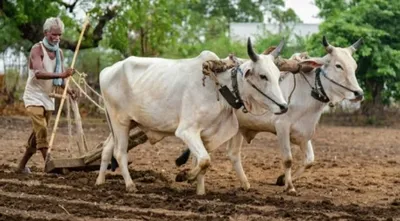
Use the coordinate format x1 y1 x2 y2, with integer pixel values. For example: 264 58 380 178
322 35 334 53
270 38 285 58
247 37 259 62
349 38 363 53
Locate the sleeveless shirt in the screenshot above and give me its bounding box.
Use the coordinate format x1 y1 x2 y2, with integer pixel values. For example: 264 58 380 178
23 42 57 111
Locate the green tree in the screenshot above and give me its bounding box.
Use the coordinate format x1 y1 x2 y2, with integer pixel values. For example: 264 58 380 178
309 0 400 113
0 0 117 52
100 0 297 57
159 0 300 58
98 0 199 57
189 0 281 23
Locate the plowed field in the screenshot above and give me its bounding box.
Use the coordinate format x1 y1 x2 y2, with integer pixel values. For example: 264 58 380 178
0 116 399 221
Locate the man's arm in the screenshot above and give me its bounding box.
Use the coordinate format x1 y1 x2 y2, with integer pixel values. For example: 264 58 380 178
30 45 73 80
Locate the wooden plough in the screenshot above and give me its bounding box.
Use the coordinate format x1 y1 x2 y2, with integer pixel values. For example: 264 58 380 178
45 128 148 174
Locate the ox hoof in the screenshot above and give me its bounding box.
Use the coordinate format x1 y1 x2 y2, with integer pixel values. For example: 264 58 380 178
95 177 105 186
241 182 251 191
276 174 285 186
196 190 206 195
175 169 190 182
287 189 297 196
126 183 137 192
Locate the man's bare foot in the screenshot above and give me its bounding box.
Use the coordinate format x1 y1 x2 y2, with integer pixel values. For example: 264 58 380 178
14 166 32 174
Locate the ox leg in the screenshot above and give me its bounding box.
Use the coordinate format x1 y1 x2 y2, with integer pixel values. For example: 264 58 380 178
175 129 210 195
196 170 206 195
227 132 250 190
276 125 296 195
96 134 113 186
292 140 314 181
113 121 136 192
190 156 205 195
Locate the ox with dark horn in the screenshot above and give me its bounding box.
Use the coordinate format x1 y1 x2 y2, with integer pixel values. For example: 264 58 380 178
322 35 334 53
247 37 259 62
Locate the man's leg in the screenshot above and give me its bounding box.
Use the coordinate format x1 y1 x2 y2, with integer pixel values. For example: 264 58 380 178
23 106 50 163
16 132 36 173
37 110 52 161
39 147 48 161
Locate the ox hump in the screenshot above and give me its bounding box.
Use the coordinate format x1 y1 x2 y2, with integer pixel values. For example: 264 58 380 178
198 50 219 61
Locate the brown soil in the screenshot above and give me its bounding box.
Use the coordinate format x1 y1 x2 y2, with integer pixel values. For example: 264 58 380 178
0 116 399 221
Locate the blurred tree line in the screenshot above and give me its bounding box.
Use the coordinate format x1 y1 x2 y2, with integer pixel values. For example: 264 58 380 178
0 0 399 116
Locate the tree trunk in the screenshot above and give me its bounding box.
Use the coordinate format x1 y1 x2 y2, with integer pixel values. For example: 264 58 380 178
361 78 384 115
140 28 145 56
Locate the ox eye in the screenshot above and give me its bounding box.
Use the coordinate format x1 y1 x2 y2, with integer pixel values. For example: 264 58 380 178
260 75 268 81
335 64 343 70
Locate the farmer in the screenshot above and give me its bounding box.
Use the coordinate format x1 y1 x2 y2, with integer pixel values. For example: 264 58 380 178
16 17 75 173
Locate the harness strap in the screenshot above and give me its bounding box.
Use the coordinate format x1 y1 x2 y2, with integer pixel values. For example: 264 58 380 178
300 67 358 104
312 68 330 103
216 67 246 111
299 68 330 103
320 68 359 93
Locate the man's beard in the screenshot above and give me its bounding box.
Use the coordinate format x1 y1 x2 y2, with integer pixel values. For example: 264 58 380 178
50 41 59 45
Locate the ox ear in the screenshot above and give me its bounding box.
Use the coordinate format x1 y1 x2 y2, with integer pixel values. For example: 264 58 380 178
242 66 253 78
298 58 325 69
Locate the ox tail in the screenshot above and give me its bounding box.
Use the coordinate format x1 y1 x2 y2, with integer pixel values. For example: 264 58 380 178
104 107 119 171
105 108 115 139
175 148 191 167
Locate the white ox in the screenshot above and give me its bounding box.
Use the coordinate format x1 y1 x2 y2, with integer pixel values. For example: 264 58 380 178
95 38 288 195
175 36 364 194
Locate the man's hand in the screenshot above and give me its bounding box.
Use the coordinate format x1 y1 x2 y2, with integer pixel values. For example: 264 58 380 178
61 68 75 79
67 88 78 100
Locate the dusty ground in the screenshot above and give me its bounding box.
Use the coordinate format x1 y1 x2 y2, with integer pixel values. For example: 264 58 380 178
0 115 399 221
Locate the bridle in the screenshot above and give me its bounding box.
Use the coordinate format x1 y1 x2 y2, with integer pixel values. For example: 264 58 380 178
219 66 286 113
299 67 360 104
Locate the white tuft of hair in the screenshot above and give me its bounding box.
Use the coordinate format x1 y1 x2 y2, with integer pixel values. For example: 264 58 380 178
43 17 64 33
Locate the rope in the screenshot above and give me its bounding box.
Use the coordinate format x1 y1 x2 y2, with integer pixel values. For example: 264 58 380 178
75 70 102 99
70 76 105 112
299 71 313 89
287 74 297 104
66 97 73 156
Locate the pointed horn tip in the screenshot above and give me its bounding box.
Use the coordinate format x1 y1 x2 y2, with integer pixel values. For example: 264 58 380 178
279 38 285 47
322 35 329 47
350 38 364 51
247 37 259 62
278 38 285 48
247 37 252 50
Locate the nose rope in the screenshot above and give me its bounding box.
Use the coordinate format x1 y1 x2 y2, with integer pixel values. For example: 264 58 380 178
320 68 360 93
236 68 287 110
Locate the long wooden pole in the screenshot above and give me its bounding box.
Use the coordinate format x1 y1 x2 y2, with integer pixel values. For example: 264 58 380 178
46 15 90 165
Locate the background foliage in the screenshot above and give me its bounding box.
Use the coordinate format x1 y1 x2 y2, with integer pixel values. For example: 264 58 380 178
1 0 399 116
